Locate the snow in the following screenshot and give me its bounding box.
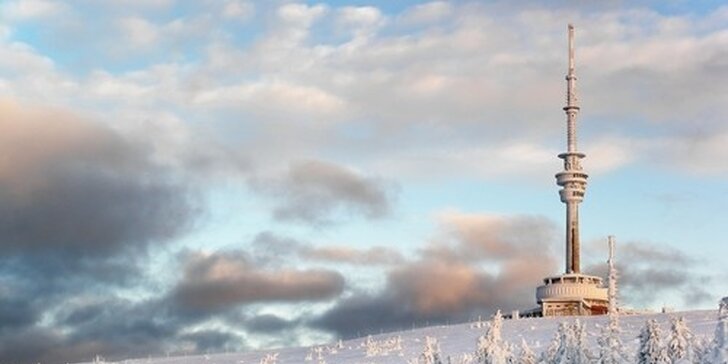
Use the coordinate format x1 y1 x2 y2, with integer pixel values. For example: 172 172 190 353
80 309 725 364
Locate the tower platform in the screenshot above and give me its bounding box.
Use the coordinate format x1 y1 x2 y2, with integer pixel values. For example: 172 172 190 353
534 273 608 317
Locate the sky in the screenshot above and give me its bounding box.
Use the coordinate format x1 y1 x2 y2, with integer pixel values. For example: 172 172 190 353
0 0 727 362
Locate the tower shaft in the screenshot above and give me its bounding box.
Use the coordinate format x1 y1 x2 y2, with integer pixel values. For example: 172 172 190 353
566 202 580 272
556 24 588 274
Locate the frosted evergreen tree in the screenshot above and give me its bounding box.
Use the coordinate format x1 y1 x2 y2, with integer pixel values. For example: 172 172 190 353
546 320 593 364
504 342 516 364
638 319 669 364
541 324 564 363
546 321 573 364
517 339 536 364
597 236 629 363
420 336 444 364
692 336 712 364
572 320 593 364
475 310 510 364
708 297 728 364
667 316 694 363
259 353 279 364
448 353 475 364
597 314 629 364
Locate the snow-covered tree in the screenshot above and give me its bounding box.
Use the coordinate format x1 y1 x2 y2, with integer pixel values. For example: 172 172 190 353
597 314 629 364
541 323 564 363
364 335 376 356
517 339 536 364
545 321 573 364
692 336 712 364
504 342 516 364
420 336 444 364
638 319 669 364
545 320 592 364
667 316 694 363
448 353 475 364
259 353 279 364
708 297 728 364
475 310 511 364
572 320 593 364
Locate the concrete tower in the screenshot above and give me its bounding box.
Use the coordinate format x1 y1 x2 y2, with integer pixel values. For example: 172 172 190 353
529 25 608 317
556 23 588 274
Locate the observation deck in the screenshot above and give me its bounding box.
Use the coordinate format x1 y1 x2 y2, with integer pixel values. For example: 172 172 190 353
536 273 608 316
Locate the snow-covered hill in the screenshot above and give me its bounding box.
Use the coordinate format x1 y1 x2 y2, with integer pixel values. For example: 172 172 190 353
81 306 728 364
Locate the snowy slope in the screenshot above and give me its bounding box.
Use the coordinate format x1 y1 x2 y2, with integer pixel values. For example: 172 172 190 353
84 309 721 364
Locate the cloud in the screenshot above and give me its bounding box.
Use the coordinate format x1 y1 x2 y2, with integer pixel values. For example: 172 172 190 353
0 100 200 363
243 314 299 334
179 330 242 353
314 211 559 337
1 0 65 20
250 231 403 267
652 131 728 176
399 1 453 25
302 246 404 265
252 159 397 225
118 17 160 48
169 250 345 313
431 211 557 261
0 99 195 257
193 81 347 119
585 241 712 308
221 0 254 20
277 3 328 27
336 6 385 38
0 297 178 364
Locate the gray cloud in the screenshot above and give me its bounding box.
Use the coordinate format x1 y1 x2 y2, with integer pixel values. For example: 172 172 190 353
250 230 404 266
249 231 304 265
0 100 196 257
169 250 345 313
179 330 242 353
301 245 404 265
314 212 559 337
0 298 176 364
585 241 712 308
0 101 199 363
243 314 299 334
253 159 397 225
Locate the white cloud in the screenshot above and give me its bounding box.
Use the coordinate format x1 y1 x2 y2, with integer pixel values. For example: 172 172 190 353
118 17 160 48
1 0 64 20
1 1 727 182
367 141 556 182
104 0 175 9
222 0 254 20
652 131 728 176
399 1 452 25
276 3 327 27
193 81 346 119
583 136 643 175
88 70 154 99
337 6 384 28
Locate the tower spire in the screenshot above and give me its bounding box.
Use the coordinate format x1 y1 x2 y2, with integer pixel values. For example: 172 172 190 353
556 24 588 274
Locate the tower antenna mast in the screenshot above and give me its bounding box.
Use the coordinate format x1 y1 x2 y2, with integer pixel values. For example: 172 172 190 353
608 235 618 315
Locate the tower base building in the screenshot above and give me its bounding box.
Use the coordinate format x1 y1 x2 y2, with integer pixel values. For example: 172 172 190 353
536 273 608 316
